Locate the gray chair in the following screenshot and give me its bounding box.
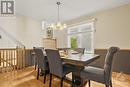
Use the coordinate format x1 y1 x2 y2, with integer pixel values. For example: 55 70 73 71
32 50 37 70
45 49 73 87
33 47 49 84
73 48 85 54
57 48 70 50
58 48 70 52
80 47 119 87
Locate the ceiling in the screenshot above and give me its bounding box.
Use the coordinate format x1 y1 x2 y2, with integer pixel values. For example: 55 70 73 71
16 0 130 22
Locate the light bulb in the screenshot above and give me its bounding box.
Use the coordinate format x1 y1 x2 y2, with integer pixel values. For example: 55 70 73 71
63 24 67 29
50 23 54 28
60 26 63 30
57 22 61 27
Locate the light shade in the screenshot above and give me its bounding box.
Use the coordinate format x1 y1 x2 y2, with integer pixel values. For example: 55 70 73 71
49 22 67 30
42 21 45 30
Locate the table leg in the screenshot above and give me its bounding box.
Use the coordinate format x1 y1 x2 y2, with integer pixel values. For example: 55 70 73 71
72 67 85 87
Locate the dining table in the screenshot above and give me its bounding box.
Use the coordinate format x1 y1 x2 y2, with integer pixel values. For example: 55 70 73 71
61 52 100 87
32 50 100 87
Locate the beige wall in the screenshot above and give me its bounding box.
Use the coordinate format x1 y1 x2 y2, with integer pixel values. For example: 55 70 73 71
53 29 67 48
0 15 43 48
0 4 130 49
66 4 130 49
0 17 17 48
0 17 17 38
17 15 43 48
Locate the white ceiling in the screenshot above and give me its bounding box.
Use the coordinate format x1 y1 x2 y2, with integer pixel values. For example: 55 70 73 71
16 0 130 22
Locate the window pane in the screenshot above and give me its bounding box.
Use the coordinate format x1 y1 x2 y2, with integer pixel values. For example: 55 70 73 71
67 22 94 53
80 32 92 52
71 37 78 49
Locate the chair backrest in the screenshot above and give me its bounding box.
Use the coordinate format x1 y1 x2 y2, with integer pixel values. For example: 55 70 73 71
33 47 48 70
104 47 119 82
58 48 70 54
58 48 70 51
45 49 63 77
74 48 85 54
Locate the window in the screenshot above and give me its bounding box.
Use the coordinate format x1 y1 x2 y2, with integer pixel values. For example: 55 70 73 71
67 22 95 53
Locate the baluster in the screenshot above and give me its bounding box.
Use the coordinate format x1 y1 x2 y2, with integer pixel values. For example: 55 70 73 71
3 50 4 68
0 50 1 66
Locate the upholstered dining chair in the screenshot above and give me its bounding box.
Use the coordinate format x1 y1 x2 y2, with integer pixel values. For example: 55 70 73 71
57 48 71 50
80 47 119 87
33 47 49 84
45 49 73 87
32 48 38 70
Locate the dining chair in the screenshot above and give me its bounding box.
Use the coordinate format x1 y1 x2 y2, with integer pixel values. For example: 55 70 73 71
45 49 73 87
58 48 70 53
33 47 49 84
80 47 119 87
73 48 85 54
32 49 37 70
57 48 70 51
57 48 70 50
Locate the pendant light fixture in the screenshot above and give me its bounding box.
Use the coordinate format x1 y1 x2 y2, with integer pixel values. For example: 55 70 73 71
49 1 67 30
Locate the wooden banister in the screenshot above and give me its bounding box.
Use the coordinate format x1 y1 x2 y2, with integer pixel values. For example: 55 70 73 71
0 47 26 72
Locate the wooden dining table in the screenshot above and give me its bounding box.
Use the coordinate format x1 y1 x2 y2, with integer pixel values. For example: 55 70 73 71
61 53 100 87
32 50 100 87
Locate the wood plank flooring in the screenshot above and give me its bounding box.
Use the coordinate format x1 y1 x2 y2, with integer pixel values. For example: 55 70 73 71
0 67 130 87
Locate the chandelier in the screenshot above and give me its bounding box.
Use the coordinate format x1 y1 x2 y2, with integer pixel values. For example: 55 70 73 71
49 1 67 30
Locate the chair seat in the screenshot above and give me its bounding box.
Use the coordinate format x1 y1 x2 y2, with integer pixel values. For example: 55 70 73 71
81 66 105 83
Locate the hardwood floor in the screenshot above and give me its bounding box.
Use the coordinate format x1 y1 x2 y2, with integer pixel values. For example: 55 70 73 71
0 67 130 87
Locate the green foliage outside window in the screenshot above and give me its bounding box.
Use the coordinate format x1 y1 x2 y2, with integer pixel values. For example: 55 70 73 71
71 37 78 49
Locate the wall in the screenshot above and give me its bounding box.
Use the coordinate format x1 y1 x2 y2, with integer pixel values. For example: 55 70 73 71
66 4 130 49
17 15 43 48
53 29 67 48
0 17 17 48
65 3 130 74
0 3 130 49
0 17 17 37
0 15 43 48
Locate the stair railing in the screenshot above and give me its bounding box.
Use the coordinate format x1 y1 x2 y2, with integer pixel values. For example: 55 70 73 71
0 26 26 72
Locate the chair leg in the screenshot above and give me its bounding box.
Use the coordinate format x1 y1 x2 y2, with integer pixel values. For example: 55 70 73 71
34 57 37 70
44 70 47 84
88 80 91 87
35 63 37 70
105 84 109 87
60 77 63 87
49 74 52 87
110 79 112 87
37 68 39 80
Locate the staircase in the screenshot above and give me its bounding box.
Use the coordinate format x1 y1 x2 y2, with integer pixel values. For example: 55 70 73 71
0 26 26 73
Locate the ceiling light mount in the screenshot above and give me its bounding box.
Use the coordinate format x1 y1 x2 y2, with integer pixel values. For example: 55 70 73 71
57 1 61 5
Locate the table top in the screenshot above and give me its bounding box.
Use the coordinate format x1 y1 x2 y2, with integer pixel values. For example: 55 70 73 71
61 53 100 66
32 50 100 67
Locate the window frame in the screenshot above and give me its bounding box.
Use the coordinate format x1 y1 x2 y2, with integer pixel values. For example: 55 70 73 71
67 22 95 53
